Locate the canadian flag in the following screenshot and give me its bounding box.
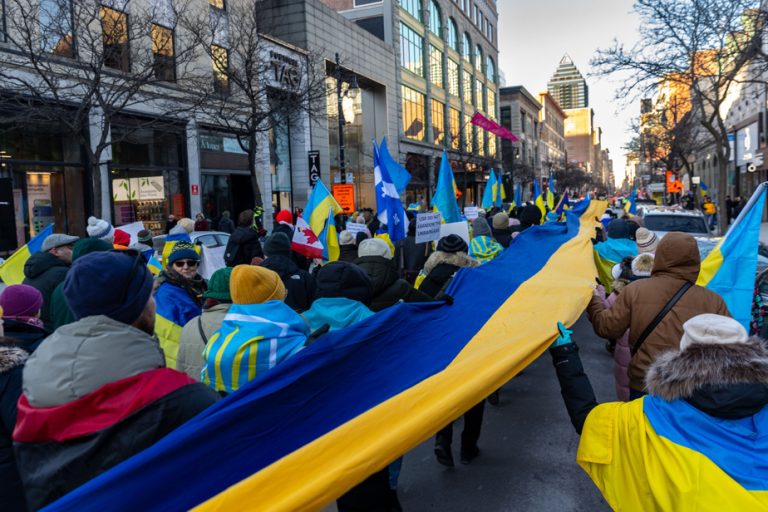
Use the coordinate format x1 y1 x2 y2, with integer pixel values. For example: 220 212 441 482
291 215 324 259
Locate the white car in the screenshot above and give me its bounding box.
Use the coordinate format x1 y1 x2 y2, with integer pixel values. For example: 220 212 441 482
640 207 712 238
151 231 231 254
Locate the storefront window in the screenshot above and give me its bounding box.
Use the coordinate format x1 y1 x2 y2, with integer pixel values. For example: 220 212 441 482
270 109 292 211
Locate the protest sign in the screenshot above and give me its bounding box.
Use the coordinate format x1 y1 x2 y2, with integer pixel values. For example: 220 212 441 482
440 221 470 244
415 212 442 244
464 207 479 220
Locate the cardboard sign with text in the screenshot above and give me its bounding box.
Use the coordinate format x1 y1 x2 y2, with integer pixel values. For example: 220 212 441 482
345 222 371 237
415 212 442 244
439 221 470 244
464 206 479 220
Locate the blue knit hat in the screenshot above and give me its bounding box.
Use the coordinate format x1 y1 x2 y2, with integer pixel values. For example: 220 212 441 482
63 251 154 324
166 240 200 266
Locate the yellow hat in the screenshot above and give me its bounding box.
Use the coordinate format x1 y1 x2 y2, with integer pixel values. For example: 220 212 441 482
230 265 286 305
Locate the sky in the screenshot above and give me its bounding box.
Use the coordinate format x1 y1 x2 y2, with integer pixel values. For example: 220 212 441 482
497 0 642 187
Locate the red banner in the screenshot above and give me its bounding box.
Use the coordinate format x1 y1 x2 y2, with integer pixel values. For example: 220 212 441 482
471 112 518 142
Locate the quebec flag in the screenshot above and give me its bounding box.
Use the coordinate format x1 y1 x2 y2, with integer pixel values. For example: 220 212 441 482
374 140 408 242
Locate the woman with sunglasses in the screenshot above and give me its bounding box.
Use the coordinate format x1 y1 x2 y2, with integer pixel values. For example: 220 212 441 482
154 241 207 368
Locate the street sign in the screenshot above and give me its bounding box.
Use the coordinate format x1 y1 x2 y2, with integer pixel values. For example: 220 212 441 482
308 151 321 188
332 184 355 213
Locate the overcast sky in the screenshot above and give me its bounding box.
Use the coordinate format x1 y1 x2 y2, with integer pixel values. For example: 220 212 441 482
497 0 641 187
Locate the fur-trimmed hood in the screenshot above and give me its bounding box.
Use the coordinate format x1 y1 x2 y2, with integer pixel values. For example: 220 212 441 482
423 250 479 275
0 344 29 374
646 337 768 401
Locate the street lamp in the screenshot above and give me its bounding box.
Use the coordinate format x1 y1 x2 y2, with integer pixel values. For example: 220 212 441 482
335 53 360 185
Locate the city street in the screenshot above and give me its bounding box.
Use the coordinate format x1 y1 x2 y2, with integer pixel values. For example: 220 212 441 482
398 314 612 511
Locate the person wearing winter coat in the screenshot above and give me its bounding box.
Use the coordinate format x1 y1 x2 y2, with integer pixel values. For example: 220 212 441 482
14 252 220 510
49 238 113 330
587 232 731 398
469 217 503 264
491 212 513 248
217 211 235 234
419 235 479 299
338 230 358 263
194 213 210 232
510 204 542 234
202 265 308 395
0 285 48 349
550 315 768 510
395 218 432 284
224 209 264 267
177 267 233 380
260 233 315 312
155 241 207 369
354 238 430 312
22 233 79 330
302 261 374 334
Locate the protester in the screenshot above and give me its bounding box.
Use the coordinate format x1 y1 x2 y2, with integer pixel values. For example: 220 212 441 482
201 265 308 395
634 227 658 255
395 217 432 284
177 267 233 380
606 217 639 240
218 210 235 234
469 217 503 264
703 195 717 229
273 209 294 238
170 217 195 235
49 238 113 330
491 212 513 248
194 213 210 232
165 214 178 234
113 229 130 249
303 261 374 333
512 204 543 233
354 238 430 312
134 229 155 253
549 315 768 509
0 285 47 348
260 233 315 312
22 233 78 330
14 251 219 509
338 230 358 262
86 216 114 244
155 241 207 368
587 232 730 398
419 235 479 299
224 209 264 267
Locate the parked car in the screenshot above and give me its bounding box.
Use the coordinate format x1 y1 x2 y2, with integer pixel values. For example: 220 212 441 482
641 208 712 238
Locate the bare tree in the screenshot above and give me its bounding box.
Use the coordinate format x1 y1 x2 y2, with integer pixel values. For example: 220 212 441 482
179 0 328 209
592 0 767 231
0 0 207 217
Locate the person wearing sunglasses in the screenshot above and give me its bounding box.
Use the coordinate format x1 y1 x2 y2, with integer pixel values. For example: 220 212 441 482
154 241 207 369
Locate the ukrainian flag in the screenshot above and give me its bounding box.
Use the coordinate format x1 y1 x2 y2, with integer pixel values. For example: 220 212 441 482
699 179 710 197
319 207 340 262
534 178 546 221
481 170 498 209
305 180 343 237
154 283 203 368
0 224 53 285
594 238 637 294
624 187 637 215
578 396 768 510
431 150 462 223
697 182 767 329
45 202 607 512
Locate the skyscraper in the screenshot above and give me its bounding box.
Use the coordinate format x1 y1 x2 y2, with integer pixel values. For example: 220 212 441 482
547 54 588 109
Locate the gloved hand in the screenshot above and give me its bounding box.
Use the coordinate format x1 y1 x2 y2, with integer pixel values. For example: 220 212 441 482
551 321 573 348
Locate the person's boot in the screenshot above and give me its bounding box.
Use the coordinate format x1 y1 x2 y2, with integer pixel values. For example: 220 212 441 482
434 443 454 467
460 445 480 465
487 389 500 406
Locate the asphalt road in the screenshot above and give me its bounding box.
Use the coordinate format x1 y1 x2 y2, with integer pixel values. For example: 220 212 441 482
397 314 614 512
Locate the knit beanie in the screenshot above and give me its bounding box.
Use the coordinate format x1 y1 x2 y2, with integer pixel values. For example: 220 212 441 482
492 212 510 231
519 205 542 228
63 252 153 324
203 267 233 302
166 241 200 266
679 314 748 351
471 217 492 238
113 229 130 247
339 230 356 246
635 228 659 254
86 216 114 241
230 265 286 304
137 229 153 244
437 234 468 254
264 232 291 257
358 238 392 259
631 253 654 277
276 210 293 226
0 284 43 318
72 237 112 261
315 261 373 306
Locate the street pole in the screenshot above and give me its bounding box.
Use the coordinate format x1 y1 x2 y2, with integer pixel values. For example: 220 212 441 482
335 53 346 185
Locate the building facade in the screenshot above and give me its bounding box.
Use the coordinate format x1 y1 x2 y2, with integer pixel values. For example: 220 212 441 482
499 86 542 186
537 91 567 174
563 107 595 173
547 54 588 110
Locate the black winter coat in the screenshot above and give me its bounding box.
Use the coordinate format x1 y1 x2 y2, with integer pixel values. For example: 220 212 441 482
224 227 264 266
260 255 315 312
492 228 512 249
338 245 358 263
272 224 311 270
420 263 460 299
354 256 430 312
217 216 235 234
395 236 431 273
22 252 69 330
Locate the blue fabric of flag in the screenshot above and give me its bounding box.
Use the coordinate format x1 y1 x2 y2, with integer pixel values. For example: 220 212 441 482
379 137 411 194
431 150 462 223
374 141 408 242
44 210 589 512
514 182 523 207
481 171 497 209
27 224 53 253
625 188 637 215
555 192 569 216
594 238 638 263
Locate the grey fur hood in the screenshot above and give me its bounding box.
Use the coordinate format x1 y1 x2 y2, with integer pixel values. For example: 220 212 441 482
423 250 479 275
23 315 165 407
0 345 29 374
646 337 768 401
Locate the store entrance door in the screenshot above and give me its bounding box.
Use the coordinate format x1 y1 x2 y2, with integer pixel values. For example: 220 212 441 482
232 174 255 216
0 178 17 252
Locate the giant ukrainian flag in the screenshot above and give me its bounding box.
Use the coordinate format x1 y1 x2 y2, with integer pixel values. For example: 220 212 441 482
697 182 767 329
0 224 53 285
45 202 607 512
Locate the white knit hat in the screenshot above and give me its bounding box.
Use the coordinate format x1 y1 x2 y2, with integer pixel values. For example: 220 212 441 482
611 263 623 281
635 228 659 254
358 238 392 259
631 253 654 277
86 216 114 241
679 314 748 351
338 230 355 246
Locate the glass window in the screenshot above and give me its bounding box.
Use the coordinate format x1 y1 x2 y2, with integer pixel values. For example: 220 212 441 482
211 44 229 95
447 18 458 51
476 79 484 111
486 56 495 82
463 113 473 152
400 22 424 77
462 32 471 62
101 6 130 71
151 24 175 81
428 1 441 36
475 44 483 74
429 45 443 88
40 0 74 57
209 0 225 8
431 99 445 146
476 127 484 156
449 108 460 150
401 0 422 22
402 86 426 141
488 134 497 159
463 70 473 105
487 88 496 118
447 58 459 96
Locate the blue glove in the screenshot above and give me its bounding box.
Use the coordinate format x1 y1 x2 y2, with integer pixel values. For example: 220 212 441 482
551 321 573 347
